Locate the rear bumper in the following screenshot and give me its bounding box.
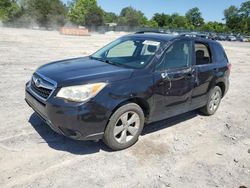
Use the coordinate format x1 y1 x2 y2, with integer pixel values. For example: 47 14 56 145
25 86 110 141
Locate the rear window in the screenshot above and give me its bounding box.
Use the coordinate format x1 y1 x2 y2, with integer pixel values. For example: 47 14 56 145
212 43 228 63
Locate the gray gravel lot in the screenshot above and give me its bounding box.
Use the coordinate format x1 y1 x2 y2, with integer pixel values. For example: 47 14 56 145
0 27 249 188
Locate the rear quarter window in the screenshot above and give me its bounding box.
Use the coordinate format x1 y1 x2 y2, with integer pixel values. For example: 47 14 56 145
212 43 228 63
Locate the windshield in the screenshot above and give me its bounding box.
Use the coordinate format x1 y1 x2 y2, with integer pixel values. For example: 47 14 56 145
91 38 162 69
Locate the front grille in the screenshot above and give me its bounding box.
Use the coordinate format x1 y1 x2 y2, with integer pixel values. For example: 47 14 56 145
31 80 52 99
30 73 56 100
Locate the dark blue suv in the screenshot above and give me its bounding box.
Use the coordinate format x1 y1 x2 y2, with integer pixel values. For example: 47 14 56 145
25 32 231 150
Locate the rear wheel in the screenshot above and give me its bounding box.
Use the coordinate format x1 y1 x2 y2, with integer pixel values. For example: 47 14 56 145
200 86 222 115
103 103 144 150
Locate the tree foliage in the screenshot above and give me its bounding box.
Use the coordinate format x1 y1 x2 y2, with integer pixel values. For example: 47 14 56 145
68 0 104 26
0 0 21 23
24 0 67 27
85 5 104 26
152 13 192 29
146 19 158 27
201 21 225 33
239 1 250 17
224 2 250 34
1 0 67 28
0 0 249 35
104 12 118 23
118 6 147 26
185 7 204 27
224 6 241 33
152 13 171 27
68 0 99 26
239 1 250 34
169 13 190 29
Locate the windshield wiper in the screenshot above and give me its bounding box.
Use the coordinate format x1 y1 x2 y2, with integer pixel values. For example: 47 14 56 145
104 59 132 68
104 59 117 66
90 56 121 67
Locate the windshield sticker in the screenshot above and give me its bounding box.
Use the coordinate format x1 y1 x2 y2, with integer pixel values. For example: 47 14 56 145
143 40 160 46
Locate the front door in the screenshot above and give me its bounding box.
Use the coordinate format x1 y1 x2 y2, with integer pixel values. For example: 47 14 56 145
152 39 195 122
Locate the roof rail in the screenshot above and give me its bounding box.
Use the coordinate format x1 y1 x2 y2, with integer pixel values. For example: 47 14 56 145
135 31 212 40
180 33 209 39
179 33 196 37
135 30 167 34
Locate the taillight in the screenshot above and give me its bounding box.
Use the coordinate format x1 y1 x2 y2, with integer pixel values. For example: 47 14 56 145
227 63 232 72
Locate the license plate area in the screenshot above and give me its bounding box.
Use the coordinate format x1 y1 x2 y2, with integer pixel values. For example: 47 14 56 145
25 91 47 119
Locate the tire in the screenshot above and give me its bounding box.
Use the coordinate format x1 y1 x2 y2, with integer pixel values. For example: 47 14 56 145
103 103 145 150
200 86 222 116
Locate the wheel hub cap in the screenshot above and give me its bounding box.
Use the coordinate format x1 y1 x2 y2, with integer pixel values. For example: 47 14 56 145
113 111 140 144
209 90 221 112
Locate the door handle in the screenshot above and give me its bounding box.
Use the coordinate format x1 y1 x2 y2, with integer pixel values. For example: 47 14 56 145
186 68 196 78
186 72 195 78
161 72 168 79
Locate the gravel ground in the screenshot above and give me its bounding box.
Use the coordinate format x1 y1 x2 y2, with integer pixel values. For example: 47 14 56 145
0 27 249 188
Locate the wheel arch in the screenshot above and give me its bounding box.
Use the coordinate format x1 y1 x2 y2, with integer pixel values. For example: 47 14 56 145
109 97 150 123
216 81 226 97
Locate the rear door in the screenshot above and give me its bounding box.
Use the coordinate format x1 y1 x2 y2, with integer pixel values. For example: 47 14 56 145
191 40 216 108
152 39 195 121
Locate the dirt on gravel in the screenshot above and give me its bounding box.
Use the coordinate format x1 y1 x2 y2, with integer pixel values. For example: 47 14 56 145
0 27 249 188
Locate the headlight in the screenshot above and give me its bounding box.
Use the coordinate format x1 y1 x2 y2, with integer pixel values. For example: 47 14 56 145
56 83 107 102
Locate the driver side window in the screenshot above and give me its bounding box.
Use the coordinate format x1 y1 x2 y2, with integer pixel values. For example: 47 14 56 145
156 40 192 71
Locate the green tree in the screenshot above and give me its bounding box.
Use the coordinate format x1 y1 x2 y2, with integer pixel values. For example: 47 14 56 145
169 13 189 29
48 0 67 27
146 19 158 27
239 1 250 34
224 5 241 33
239 1 250 17
85 5 104 26
104 12 118 23
201 21 225 33
118 6 147 26
68 0 102 26
223 2 250 34
152 13 171 27
0 0 21 23
186 7 204 28
21 0 67 28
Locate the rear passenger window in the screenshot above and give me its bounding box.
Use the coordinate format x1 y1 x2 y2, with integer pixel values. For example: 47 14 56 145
195 43 211 65
213 43 228 63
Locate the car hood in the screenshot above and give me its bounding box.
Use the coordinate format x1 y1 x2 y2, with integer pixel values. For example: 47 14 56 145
36 57 134 87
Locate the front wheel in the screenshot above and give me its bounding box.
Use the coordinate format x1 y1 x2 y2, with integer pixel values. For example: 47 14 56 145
103 103 145 150
200 86 222 116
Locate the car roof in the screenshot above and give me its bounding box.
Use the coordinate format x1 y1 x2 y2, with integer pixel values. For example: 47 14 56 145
123 33 178 42
123 32 216 43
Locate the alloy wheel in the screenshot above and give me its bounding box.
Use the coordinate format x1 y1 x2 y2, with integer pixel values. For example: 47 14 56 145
209 90 221 112
113 111 140 144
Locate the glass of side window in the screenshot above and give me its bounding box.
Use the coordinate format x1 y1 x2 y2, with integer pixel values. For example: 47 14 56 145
195 43 212 65
156 40 192 71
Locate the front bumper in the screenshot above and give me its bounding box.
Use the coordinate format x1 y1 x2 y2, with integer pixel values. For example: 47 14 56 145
25 85 109 140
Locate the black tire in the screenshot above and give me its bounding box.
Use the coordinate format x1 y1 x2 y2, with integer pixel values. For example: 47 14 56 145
103 103 145 150
200 86 222 116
